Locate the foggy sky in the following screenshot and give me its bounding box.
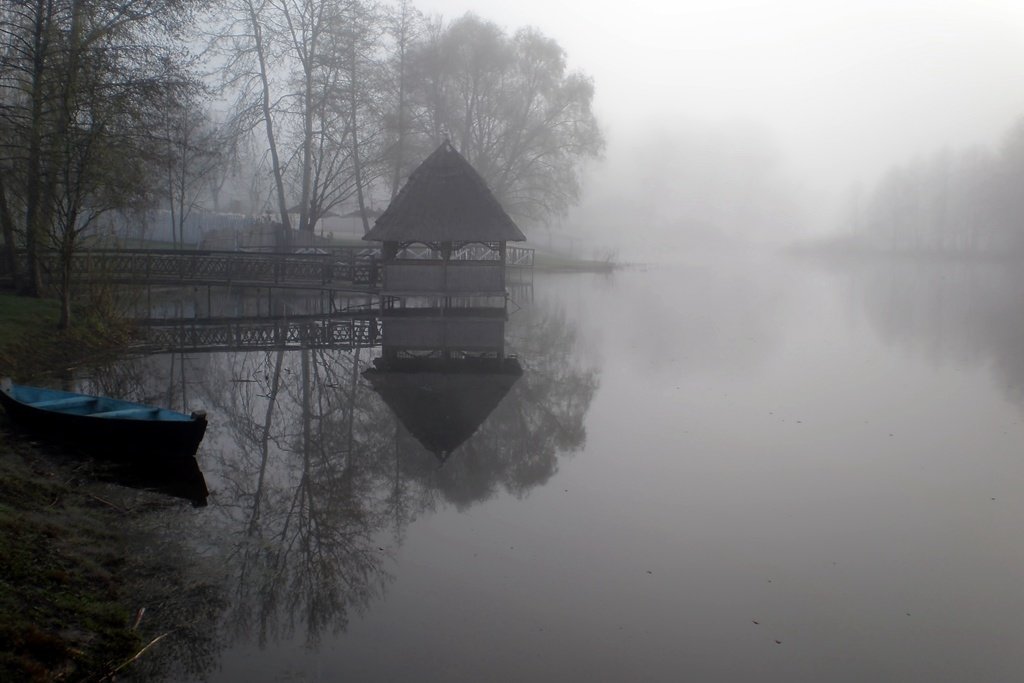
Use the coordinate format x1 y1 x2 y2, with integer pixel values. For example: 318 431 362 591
417 0 1024 246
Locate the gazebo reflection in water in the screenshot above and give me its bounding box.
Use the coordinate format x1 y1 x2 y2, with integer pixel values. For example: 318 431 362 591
362 141 527 462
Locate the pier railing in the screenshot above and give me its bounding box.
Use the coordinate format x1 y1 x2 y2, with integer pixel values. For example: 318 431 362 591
140 314 381 353
64 248 380 288
0 245 533 291
507 246 534 267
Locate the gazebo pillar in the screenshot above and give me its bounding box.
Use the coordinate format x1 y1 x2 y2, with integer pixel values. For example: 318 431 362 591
442 241 452 312
499 242 507 289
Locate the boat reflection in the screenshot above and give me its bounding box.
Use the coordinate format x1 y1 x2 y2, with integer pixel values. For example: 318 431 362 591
88 456 209 506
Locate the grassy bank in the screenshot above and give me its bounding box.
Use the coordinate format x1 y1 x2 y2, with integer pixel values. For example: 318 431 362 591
0 291 164 680
0 436 221 682
0 293 60 351
0 292 136 381
0 445 143 681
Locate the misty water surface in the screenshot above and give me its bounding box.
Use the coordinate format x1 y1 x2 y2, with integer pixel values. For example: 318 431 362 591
84 254 1024 682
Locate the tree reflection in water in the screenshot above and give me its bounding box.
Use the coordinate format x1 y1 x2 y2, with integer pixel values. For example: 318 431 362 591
80 293 598 675
841 260 1024 404
203 344 392 649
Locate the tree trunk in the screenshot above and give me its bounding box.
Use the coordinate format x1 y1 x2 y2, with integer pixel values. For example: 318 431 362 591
24 0 54 296
390 16 408 199
0 175 21 291
54 0 85 322
58 261 72 329
57 224 75 330
177 147 189 248
248 2 291 234
391 69 404 199
168 159 178 248
298 58 314 233
353 131 370 235
350 47 370 235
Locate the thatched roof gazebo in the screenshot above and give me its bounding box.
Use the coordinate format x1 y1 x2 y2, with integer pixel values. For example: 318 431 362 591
363 141 526 298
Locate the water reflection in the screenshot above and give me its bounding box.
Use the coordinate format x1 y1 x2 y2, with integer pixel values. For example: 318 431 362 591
89 457 209 506
81 262 1024 683
80 284 598 677
366 358 525 463
379 298 597 507
837 259 1024 403
196 344 390 649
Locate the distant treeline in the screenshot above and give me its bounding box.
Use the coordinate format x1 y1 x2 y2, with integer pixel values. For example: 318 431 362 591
845 119 1024 254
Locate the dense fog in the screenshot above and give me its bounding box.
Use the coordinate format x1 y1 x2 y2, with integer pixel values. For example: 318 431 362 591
422 0 1024 256
7 3 1024 681
6 0 1024 264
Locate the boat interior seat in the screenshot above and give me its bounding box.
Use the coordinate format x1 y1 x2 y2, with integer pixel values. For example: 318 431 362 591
90 407 161 419
30 396 97 409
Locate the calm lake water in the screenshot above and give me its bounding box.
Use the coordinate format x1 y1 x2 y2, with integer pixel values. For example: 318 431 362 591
84 253 1024 681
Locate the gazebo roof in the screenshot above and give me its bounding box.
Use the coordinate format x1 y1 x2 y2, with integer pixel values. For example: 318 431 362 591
363 142 526 243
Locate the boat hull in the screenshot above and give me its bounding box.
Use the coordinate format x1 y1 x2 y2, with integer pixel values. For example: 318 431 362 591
0 380 207 458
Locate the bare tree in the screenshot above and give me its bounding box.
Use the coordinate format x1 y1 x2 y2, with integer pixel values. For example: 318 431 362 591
216 0 387 237
0 173 19 289
331 0 387 234
212 5 603 236
215 0 294 232
0 0 61 294
156 93 228 248
0 0 202 326
382 0 422 200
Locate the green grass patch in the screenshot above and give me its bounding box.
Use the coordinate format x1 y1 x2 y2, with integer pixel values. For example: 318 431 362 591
0 291 137 381
0 450 141 681
0 293 60 350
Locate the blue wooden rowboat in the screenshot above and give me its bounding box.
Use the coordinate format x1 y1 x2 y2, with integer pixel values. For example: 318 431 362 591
0 378 207 458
